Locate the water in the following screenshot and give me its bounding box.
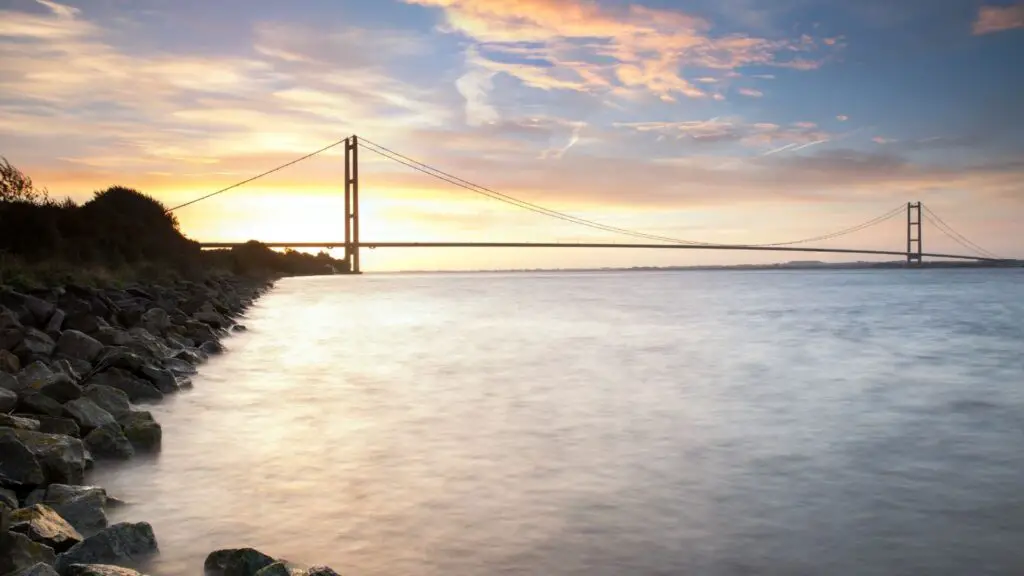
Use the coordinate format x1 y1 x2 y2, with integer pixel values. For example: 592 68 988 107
89 269 1024 576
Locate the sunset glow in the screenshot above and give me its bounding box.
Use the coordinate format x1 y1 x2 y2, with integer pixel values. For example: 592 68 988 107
2 0 1021 270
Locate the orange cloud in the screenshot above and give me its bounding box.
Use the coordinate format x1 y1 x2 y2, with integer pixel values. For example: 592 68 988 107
973 4 1024 35
406 0 835 103
738 88 764 98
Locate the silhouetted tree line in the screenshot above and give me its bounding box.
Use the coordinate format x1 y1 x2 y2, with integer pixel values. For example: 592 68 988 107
0 157 345 285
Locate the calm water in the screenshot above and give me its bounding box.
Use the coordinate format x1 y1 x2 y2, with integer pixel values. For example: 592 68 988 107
90 270 1024 576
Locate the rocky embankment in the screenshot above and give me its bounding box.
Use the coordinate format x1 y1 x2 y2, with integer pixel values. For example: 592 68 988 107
0 276 340 576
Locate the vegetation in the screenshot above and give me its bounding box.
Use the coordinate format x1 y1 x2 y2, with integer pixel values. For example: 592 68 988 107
0 157 346 288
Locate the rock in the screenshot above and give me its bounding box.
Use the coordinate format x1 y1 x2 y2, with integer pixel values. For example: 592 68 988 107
1 290 55 328
92 329 131 348
16 329 56 363
205 548 276 576
2 370 23 393
26 485 107 535
55 331 105 364
304 567 341 576
231 324 248 333
85 370 162 404
164 334 193 351
91 350 144 374
174 376 192 390
55 522 158 575
38 376 83 404
139 309 170 338
173 348 206 365
9 562 61 576
82 386 131 422
199 341 225 356
253 563 289 576
62 399 115 434
16 362 54 391
36 417 81 438
161 357 196 377
7 429 86 485
0 414 40 431
125 329 173 360
118 412 160 452
0 430 46 488
137 365 177 394
45 309 66 336
52 361 85 385
183 321 217 346
63 313 101 336
1 486 18 508
65 565 148 576
1 326 26 353
10 504 84 553
1 532 57 576
1 349 21 373
83 423 133 460
0 386 17 411
18 393 66 418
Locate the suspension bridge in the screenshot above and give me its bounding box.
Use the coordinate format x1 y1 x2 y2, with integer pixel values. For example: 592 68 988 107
173 135 1010 274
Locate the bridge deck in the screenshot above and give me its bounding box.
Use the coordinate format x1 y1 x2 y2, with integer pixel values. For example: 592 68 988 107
197 241 1003 262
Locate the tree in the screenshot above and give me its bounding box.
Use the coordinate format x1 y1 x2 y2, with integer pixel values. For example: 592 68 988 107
0 157 49 204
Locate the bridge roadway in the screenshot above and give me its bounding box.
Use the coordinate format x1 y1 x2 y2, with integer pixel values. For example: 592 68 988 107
197 241 1004 263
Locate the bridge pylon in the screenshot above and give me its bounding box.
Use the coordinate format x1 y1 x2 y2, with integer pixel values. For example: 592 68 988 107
344 135 361 274
907 201 922 265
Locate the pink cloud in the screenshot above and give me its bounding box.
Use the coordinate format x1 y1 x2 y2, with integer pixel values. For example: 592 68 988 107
738 88 763 98
973 4 1024 35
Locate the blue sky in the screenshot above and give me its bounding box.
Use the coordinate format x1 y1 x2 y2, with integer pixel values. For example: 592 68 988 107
1 0 1021 269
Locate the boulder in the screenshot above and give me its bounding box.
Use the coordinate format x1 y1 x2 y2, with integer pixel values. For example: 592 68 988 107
1 532 58 576
0 486 17 508
82 386 131 421
16 362 54 391
137 365 177 394
0 386 17 411
83 423 133 460
52 360 85 385
16 329 56 363
125 329 173 360
205 548 276 576
0 307 22 330
10 504 84 553
0 430 46 488
199 341 225 356
86 370 162 404
0 291 55 327
91 329 131 348
161 357 196 377
38 376 83 404
305 567 341 576
231 324 248 333
2 370 24 393
0 414 40 431
18 393 66 418
55 332 104 364
9 563 61 576
183 321 217 346
45 309 66 336
54 522 158 575
25 485 107 535
63 313 101 336
139 309 170 338
164 334 194 351
1 349 21 373
62 399 115 434
253 563 289 576
1 326 26 353
118 412 160 452
36 417 81 438
92 350 144 374
172 348 206 365
65 565 148 576
193 304 228 329
8 429 86 485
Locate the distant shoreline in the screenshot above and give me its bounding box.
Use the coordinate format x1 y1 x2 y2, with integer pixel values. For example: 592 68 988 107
385 260 1023 275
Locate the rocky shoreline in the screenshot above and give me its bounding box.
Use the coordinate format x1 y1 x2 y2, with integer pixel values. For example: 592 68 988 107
0 276 341 576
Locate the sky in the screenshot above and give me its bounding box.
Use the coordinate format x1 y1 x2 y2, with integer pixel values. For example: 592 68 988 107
1 0 1022 271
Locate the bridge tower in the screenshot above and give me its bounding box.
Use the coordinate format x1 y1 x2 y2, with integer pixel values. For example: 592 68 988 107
344 136 361 274
907 201 922 265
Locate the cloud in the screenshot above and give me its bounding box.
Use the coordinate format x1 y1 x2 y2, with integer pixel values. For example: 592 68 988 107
836 114 849 121
973 4 1024 35
405 0 837 103
615 117 831 150
738 88 764 98
872 136 894 144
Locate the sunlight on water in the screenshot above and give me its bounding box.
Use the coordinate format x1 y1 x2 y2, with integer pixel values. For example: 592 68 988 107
88 270 1024 576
